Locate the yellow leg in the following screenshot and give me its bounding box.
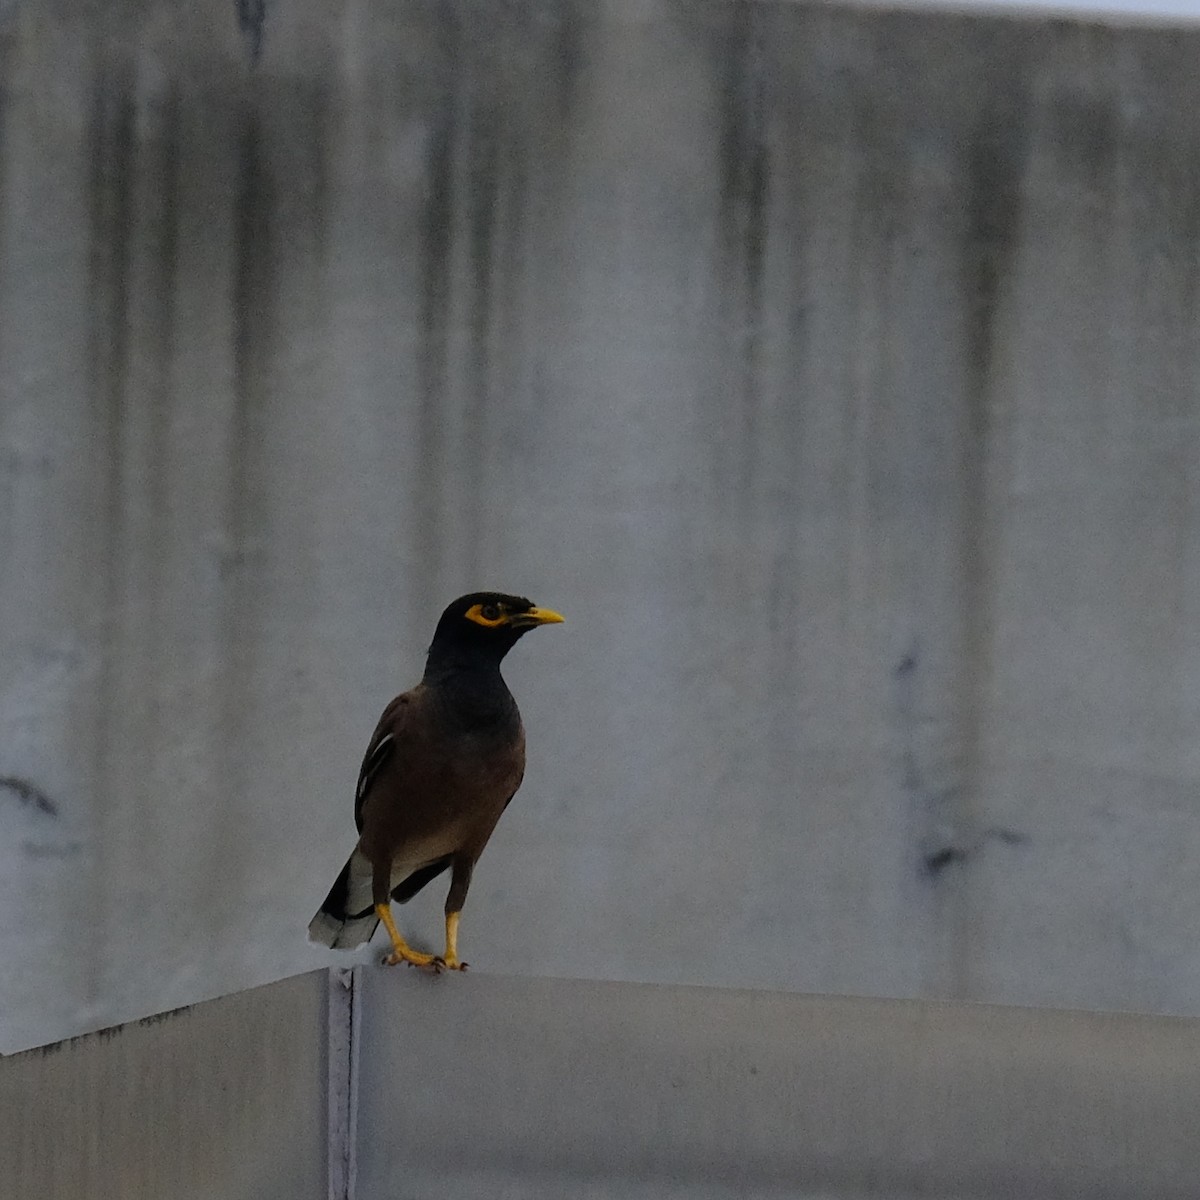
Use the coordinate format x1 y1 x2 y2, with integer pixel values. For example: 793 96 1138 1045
435 910 467 971
375 903 436 968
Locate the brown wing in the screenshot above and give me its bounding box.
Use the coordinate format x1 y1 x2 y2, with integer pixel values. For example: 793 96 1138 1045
353 692 412 833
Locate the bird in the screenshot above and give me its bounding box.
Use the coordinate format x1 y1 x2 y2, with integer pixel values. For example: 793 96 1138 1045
308 592 563 971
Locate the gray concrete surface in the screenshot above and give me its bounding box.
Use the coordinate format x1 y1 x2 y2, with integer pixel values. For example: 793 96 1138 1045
0 971 327 1200
4 0 1200 1053
9 966 1199 1200
357 968 1200 1199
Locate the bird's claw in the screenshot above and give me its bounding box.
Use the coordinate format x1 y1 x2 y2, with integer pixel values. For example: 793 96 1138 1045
382 949 438 970
433 956 468 972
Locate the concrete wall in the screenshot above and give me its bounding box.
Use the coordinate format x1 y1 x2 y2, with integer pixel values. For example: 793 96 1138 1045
3 0 1200 1052
357 968 1200 1200
0 972 327 1200
6 966 1200 1200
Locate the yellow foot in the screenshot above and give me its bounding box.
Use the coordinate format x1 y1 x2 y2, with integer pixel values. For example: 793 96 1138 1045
433 955 468 972
383 946 438 969
375 902 437 969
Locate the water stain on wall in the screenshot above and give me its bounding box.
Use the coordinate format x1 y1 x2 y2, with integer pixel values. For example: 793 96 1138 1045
8 2 1200 1049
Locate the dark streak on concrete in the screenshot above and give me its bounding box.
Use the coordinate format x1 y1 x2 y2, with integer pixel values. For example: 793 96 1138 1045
1184 202 1200 333
414 10 461 598
1183 61 1200 476
923 827 1030 879
1175 39 1200 321
940 30 1034 992
505 0 579 448
892 645 968 893
755 8 819 807
985 827 1030 847
495 107 527 444
236 0 267 67
141 84 182 821
232 109 272 422
85 58 135 622
923 845 968 878
226 107 270 597
462 78 501 582
211 100 272 929
892 643 923 800
84 52 135 1009
551 0 586 119
960 43 1030 408
0 776 58 817
898 632 1029 885
228 127 271 547
715 2 769 510
19 1000 196 1059
156 87 182 374
956 70 1029 689
307 83 330 278
0 29 8 358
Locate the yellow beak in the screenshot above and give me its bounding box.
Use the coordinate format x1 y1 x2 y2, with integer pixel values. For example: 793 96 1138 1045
518 606 565 627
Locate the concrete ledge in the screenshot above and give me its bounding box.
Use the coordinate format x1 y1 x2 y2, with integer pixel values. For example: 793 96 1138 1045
0 972 327 1200
4 968 1198 1198
358 971 1200 1199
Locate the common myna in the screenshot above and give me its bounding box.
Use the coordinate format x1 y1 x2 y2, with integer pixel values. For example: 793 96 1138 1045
308 592 563 970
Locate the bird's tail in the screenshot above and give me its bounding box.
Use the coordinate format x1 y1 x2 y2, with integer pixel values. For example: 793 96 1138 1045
308 849 379 949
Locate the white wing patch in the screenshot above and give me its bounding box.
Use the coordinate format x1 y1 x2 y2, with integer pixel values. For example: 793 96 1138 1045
357 732 394 803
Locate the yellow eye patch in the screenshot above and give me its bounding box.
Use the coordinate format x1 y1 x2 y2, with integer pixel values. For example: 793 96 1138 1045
464 603 509 628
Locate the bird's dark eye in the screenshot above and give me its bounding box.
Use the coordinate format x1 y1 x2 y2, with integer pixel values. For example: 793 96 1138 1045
481 603 501 621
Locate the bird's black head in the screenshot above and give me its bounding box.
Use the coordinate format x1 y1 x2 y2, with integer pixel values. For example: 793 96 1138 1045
424 592 564 677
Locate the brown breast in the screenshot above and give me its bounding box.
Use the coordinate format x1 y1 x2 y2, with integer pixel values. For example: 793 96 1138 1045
358 701 525 871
